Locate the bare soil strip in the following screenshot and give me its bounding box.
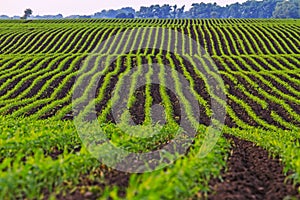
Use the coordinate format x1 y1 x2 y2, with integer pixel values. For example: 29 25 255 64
208 134 300 200
46 133 300 199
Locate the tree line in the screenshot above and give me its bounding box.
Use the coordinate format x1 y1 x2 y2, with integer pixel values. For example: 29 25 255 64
94 0 299 19
0 0 299 19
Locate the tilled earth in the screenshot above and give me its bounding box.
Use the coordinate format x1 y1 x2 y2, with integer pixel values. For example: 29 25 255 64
52 134 300 199
208 134 300 200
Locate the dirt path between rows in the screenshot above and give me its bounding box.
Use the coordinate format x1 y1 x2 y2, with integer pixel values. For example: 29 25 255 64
50 134 300 200
208 134 300 200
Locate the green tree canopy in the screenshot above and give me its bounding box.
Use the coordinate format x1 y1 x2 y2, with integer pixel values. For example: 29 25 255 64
21 8 33 19
272 0 300 18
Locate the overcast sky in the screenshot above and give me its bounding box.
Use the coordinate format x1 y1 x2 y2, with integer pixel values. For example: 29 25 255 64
1 0 248 16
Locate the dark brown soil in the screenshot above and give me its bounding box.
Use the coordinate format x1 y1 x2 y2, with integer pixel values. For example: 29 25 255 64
222 74 286 129
2 53 299 129
275 74 300 91
0 59 38 96
44 166 130 200
62 29 91 53
231 26 251 55
44 134 300 200
28 29 66 54
19 30 56 54
208 134 300 200
51 29 82 53
41 29 73 53
285 57 300 70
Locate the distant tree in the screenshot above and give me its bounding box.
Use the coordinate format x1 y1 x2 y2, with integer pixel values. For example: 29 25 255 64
116 13 134 18
89 7 123 18
116 13 127 18
127 13 135 18
227 3 240 18
119 7 135 15
138 4 172 18
21 8 32 19
172 5 177 18
211 11 217 18
272 0 299 18
256 0 281 18
78 15 91 19
137 6 154 18
0 15 9 19
159 4 172 18
172 5 185 18
91 0 299 19
33 14 63 19
177 6 185 18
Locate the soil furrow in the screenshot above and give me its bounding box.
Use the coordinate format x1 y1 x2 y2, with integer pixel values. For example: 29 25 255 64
208 134 300 200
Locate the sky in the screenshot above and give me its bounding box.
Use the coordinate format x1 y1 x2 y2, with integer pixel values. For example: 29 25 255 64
0 0 248 17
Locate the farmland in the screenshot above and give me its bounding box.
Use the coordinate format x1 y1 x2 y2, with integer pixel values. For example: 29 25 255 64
0 19 300 199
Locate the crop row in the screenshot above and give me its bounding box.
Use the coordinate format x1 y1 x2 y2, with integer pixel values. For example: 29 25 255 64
0 53 299 130
0 115 232 199
0 18 292 25
0 19 299 199
0 20 299 56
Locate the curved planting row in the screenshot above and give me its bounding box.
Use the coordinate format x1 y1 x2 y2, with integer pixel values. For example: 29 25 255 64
0 19 299 131
0 19 299 56
0 54 299 130
0 19 299 200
